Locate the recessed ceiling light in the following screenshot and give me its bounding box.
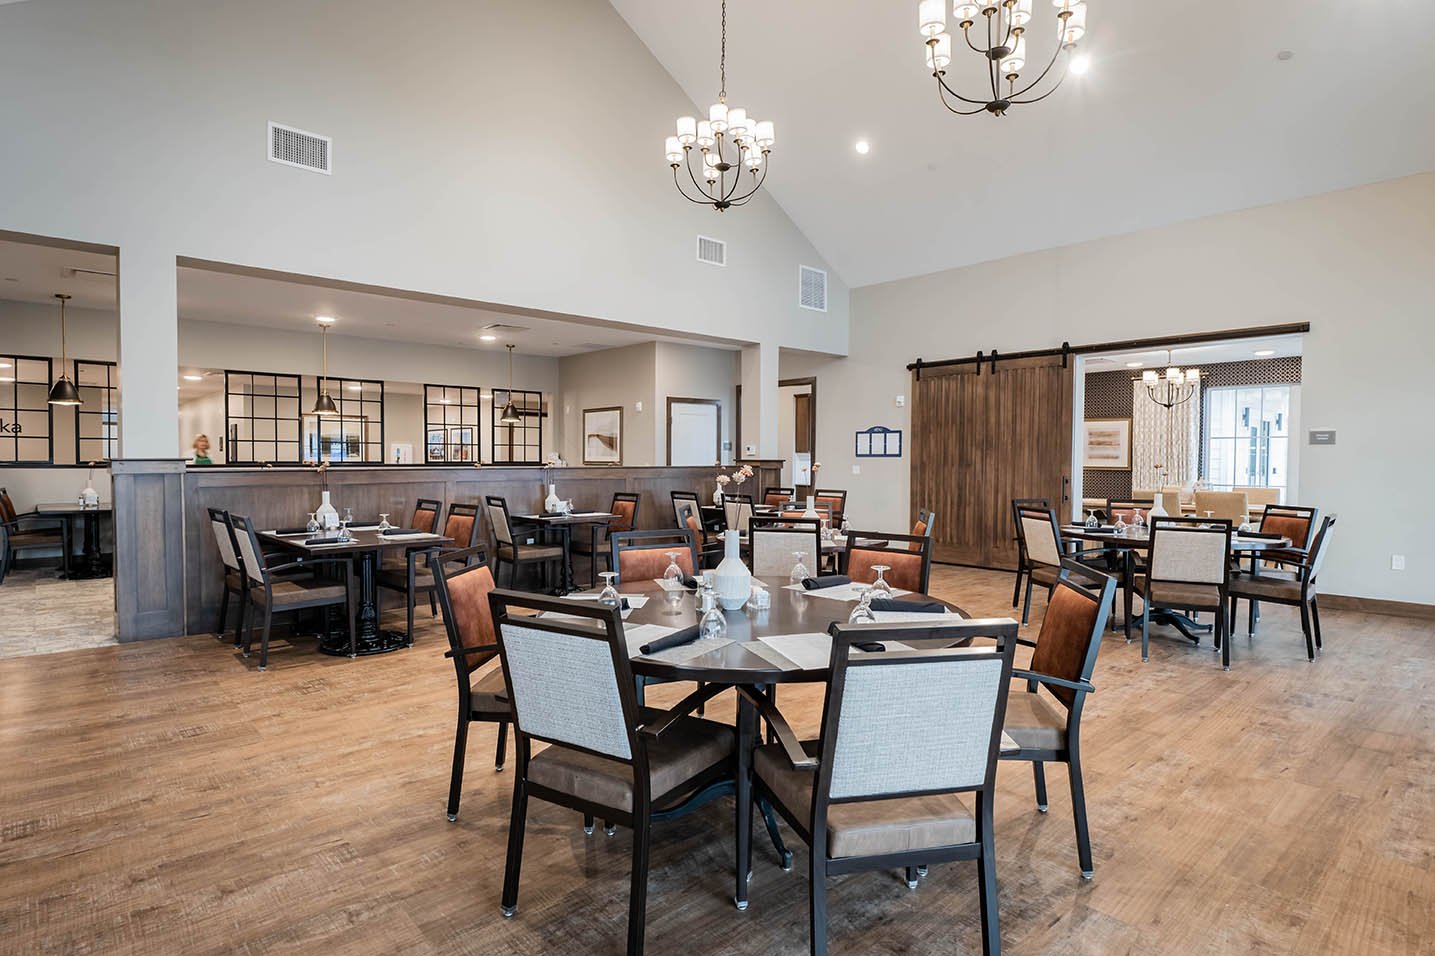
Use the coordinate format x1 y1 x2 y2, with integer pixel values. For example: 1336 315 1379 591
0 376 14 383
854 139 871 155
1276 50 1295 61
314 315 337 325
479 333 497 342
1254 349 1276 357
1125 361 1144 368
347 384 363 391
1070 53 1092 75
0 361 11 369
182 373 204 382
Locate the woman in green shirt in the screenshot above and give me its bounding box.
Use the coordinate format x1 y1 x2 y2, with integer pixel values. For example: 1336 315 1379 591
190 434 213 466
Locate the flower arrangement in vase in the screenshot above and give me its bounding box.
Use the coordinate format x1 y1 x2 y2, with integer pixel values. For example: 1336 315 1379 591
713 463 754 505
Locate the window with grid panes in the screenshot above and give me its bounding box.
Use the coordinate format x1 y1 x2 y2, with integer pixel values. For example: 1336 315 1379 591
490 388 544 464
74 360 119 462
304 377 383 463
1203 384 1291 497
225 371 303 464
424 384 482 463
0 355 54 464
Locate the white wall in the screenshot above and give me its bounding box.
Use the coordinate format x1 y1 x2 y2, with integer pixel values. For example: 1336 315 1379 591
178 390 226 463
653 343 740 466
557 343 657 467
784 173 1435 605
0 0 848 360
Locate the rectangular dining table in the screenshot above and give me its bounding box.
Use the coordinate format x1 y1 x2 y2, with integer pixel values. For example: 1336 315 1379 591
34 501 112 580
510 511 618 591
259 526 450 656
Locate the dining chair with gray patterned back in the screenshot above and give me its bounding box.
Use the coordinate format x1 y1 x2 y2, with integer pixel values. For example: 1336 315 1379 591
722 493 755 536
207 507 248 643
488 589 736 956
1015 503 1069 625
748 515 822 580
1137 516 1233 668
750 617 1018 956
485 495 564 590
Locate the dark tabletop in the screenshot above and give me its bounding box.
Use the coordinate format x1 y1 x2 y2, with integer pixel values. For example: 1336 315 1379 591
260 528 451 555
1062 525 1292 552
512 512 618 525
34 502 113 514
619 575 973 685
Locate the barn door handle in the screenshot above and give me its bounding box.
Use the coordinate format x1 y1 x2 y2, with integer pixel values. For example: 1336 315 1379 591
1061 476 1070 504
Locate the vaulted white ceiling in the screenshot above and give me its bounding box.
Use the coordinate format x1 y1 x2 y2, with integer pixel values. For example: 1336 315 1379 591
611 0 1435 288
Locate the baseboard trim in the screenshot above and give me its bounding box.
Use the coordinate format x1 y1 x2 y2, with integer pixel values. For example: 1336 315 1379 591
1318 594 1435 621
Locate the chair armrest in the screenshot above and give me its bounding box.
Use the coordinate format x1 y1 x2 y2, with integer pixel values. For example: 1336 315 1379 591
637 682 730 740
425 544 488 572
1014 636 1039 648
8 515 66 533
733 686 817 771
443 641 499 660
1012 669 1093 695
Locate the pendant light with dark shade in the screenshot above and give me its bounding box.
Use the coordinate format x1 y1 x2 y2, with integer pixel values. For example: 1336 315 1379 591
311 316 339 416
499 344 522 425
47 293 82 406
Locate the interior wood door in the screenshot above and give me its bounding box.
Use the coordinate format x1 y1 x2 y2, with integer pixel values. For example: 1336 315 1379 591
910 357 1073 570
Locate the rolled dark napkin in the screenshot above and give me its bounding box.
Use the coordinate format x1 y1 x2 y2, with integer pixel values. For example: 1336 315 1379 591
377 527 422 536
639 624 703 656
303 535 345 546
274 526 312 535
680 574 700 589
869 598 949 614
1237 530 1283 540
802 574 851 590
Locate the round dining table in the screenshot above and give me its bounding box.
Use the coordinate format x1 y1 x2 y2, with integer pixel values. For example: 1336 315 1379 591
614 575 975 910
1060 524 1293 641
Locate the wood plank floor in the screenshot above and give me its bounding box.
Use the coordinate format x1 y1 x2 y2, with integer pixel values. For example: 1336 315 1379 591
2 566 1433 955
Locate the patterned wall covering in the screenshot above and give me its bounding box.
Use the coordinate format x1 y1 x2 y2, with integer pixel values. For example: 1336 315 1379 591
1082 356 1302 501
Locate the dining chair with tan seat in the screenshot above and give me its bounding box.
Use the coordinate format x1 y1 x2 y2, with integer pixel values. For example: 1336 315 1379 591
911 508 936 549
843 531 932 593
749 516 822 580
750 618 1017 956
208 507 250 643
764 486 795 508
377 503 485 641
229 513 356 670
1015 503 1087 626
1257 503 1319 569
1135 516 1233 668
1229 514 1337 661
1158 488 1184 517
432 556 512 820
1237 486 1283 518
486 495 564 591
1002 562 1116 879
0 487 71 577
1193 489 1249 525
489 590 736 956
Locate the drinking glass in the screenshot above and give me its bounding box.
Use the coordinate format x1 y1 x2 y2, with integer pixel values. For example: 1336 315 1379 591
698 579 727 640
1114 515 1128 536
747 583 771 611
1085 509 1100 529
378 513 392 532
1132 511 1145 534
848 584 876 625
597 571 620 607
869 564 894 598
820 518 834 543
662 552 684 588
789 551 810 586
342 507 353 526
337 516 351 541
306 512 319 534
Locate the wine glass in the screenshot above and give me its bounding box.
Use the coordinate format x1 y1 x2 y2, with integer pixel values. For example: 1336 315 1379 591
1114 514 1128 537
337 514 351 541
1132 510 1145 534
698 578 727 640
378 513 392 532
869 565 894 598
342 507 353 526
848 584 876 624
305 512 319 534
597 571 620 607
1085 509 1099 529
662 552 684 588
789 551 810 586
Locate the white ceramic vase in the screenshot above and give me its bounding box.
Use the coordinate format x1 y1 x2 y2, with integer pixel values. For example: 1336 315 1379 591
316 490 340 530
802 496 820 520
712 530 753 611
545 483 562 514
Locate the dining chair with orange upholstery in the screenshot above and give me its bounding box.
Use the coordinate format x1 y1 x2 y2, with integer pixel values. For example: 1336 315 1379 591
611 529 698 587
910 508 936 550
571 491 642 579
486 495 565 591
1104 498 1154 526
843 531 932 594
1230 514 1336 660
763 486 795 508
378 503 485 641
1001 561 1117 879
1257 504 1318 569
812 488 847 525
432 554 512 820
412 498 443 534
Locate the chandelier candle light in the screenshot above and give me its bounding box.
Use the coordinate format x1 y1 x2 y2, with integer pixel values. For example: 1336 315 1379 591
918 0 1089 116
1141 354 1200 409
664 0 774 211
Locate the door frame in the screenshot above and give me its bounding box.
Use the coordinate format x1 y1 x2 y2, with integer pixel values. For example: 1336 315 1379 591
779 376 817 491
665 397 722 466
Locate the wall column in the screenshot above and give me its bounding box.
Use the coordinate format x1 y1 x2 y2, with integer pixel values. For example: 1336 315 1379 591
113 241 186 640
740 341 779 460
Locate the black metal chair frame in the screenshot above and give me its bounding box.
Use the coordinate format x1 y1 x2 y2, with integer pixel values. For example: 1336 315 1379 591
0 487 71 578
485 495 562 590
230 513 357 671
750 618 1018 956
1009 497 1050 613
763 486 796 508
570 491 643 585
811 488 848 524
411 497 444 533
1139 516 1233 669
609 528 700 588
431 551 510 820
489 589 736 956
378 502 484 639
841 529 934 594
1003 561 1116 879
1229 514 1337 662
208 506 250 644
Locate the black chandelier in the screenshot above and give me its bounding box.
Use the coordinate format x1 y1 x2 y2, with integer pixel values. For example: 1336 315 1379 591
664 0 774 212
918 0 1088 117
1139 352 1200 409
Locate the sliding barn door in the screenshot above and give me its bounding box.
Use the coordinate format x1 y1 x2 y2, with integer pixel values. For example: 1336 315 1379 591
910 357 1073 569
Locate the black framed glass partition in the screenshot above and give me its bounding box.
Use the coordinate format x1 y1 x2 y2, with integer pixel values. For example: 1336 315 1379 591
424 384 482 463
490 388 543 464
304 377 383 463
0 355 53 464
75 360 119 463
225 371 303 464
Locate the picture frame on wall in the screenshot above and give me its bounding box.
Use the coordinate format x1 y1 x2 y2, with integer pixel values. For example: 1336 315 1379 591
447 427 476 462
582 406 623 465
426 429 446 462
1083 418 1131 469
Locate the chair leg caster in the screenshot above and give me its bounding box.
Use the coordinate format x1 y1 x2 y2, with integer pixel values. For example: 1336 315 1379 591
907 879 918 889
1037 804 1049 813
734 898 749 912
604 823 617 837
500 904 517 918
1223 665 1230 671
257 665 266 672
1081 870 1094 881
494 764 505 773
916 866 928 877
781 851 794 872
447 812 458 822
1140 656 1148 663
583 824 595 835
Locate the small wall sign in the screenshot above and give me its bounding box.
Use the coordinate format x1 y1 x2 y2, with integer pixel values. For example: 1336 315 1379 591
1308 428 1336 446
855 425 902 458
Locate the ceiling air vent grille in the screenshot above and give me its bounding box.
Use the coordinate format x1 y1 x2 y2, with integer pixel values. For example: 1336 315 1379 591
799 265 827 312
268 122 331 174
696 235 726 267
